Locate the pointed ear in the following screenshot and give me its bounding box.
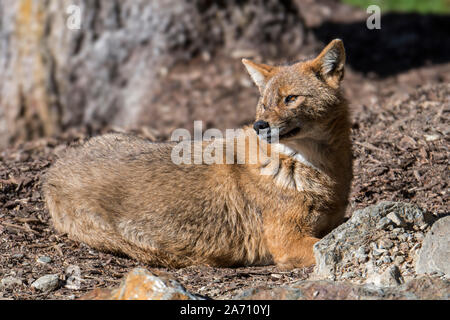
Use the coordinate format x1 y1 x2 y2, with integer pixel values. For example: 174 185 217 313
242 59 274 93
311 39 346 88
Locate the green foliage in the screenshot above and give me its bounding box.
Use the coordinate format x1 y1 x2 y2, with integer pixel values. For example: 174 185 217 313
343 0 450 14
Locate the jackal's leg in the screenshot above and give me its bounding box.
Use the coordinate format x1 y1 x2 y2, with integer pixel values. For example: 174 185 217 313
263 213 319 269
271 235 319 269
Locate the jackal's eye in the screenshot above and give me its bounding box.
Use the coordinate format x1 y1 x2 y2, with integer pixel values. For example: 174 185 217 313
284 95 298 104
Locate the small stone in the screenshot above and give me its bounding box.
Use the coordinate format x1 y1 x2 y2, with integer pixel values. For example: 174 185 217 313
379 239 394 249
12 253 24 259
79 268 202 300
388 233 398 240
0 276 23 289
386 212 406 227
37 256 52 264
416 217 450 276
367 266 404 287
424 134 439 142
376 217 392 230
381 256 392 264
411 243 421 252
31 274 59 292
358 255 368 263
65 265 82 290
342 272 356 279
397 233 408 242
392 228 404 235
414 232 424 241
357 247 369 255
399 242 410 252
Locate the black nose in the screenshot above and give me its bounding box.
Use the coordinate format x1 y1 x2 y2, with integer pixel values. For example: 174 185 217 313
253 120 270 134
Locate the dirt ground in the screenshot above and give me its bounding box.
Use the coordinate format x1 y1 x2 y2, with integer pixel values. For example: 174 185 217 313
0 1 449 300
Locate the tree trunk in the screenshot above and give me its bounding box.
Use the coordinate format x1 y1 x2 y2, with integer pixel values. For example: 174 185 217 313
0 0 308 147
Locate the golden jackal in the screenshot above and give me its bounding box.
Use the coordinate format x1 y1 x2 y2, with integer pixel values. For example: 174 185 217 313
43 39 352 269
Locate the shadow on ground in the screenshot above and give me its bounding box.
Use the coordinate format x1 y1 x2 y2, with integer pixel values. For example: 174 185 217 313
313 13 450 77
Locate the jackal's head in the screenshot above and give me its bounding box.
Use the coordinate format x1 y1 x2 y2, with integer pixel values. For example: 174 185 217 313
243 39 347 144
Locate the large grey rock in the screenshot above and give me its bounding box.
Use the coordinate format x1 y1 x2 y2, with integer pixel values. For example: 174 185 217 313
31 274 60 292
235 276 450 300
313 202 436 284
415 216 450 276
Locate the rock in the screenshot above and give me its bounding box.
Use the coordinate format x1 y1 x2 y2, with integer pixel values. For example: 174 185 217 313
355 247 369 263
372 248 386 257
314 202 436 284
31 274 60 292
79 268 202 300
414 232 425 241
381 256 393 264
386 212 406 227
79 288 116 300
341 272 356 279
235 276 449 300
376 217 392 230
0 276 23 289
424 134 440 142
366 266 404 287
36 256 52 264
397 233 408 242
415 216 450 276
379 239 394 250
392 228 404 235
394 256 405 265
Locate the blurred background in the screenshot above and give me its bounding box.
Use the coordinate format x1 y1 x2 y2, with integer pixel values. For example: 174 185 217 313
0 0 449 148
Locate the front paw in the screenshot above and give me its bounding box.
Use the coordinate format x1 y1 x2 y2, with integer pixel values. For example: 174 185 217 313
276 255 316 270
